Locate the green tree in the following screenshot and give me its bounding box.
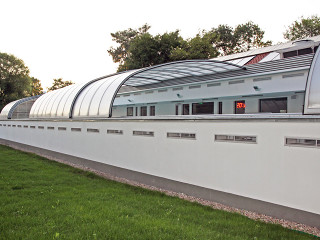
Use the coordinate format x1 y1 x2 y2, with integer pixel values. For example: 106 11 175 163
47 78 74 92
211 21 272 55
120 31 185 71
108 22 271 71
30 77 43 96
170 32 219 60
107 23 151 69
284 15 320 41
0 52 31 110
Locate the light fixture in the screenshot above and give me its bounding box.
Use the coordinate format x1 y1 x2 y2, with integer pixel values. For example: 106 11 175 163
177 93 182 98
253 86 260 91
128 99 133 102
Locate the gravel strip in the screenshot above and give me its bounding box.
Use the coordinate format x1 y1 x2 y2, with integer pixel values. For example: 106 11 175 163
3 142 320 237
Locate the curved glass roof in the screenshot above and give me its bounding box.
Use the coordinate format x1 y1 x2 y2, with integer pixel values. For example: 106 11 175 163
28 60 244 119
0 95 40 119
125 60 244 87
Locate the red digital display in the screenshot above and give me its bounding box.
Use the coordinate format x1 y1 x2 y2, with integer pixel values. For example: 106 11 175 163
236 102 246 109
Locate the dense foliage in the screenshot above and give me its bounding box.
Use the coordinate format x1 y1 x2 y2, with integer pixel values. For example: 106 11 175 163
284 15 320 41
108 22 272 72
0 52 32 110
30 77 43 96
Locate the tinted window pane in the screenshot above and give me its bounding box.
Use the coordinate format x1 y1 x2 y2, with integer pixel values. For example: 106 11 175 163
283 50 297 58
235 100 245 114
298 48 312 55
127 107 133 116
150 106 155 116
182 104 190 115
140 106 147 116
192 102 214 115
260 97 287 113
218 102 222 114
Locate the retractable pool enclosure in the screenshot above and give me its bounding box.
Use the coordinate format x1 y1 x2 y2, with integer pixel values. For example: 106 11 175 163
27 60 245 119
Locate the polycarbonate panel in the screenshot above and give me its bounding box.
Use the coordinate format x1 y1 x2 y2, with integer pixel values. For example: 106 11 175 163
87 76 118 116
44 85 72 117
260 52 280 63
29 83 89 118
72 81 98 117
0 100 19 119
98 71 135 117
55 84 80 117
235 56 255 66
57 83 89 117
304 47 320 114
30 91 55 118
72 71 137 118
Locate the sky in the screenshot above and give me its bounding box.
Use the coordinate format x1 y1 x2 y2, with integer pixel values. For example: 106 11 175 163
1 0 319 89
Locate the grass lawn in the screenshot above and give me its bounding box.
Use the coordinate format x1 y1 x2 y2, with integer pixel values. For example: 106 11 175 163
0 144 318 240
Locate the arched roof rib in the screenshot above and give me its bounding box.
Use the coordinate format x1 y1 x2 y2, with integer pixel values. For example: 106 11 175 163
28 60 245 119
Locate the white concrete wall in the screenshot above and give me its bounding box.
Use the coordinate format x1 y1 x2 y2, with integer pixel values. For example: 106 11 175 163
1 117 320 216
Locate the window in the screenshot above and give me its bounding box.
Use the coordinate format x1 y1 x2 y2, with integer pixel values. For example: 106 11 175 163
175 105 179 115
140 106 147 116
192 102 214 115
260 97 287 113
283 48 313 58
150 106 155 116
182 104 190 115
283 50 297 58
127 107 133 116
235 100 245 114
218 102 222 114
135 107 138 116
298 48 312 55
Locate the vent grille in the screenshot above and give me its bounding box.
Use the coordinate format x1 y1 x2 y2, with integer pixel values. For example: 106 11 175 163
87 128 99 133
71 128 81 132
167 132 196 139
107 129 123 135
215 134 257 143
285 137 319 147
133 131 154 137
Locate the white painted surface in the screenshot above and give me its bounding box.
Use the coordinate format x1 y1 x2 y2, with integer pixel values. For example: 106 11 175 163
305 47 320 113
1 118 320 216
